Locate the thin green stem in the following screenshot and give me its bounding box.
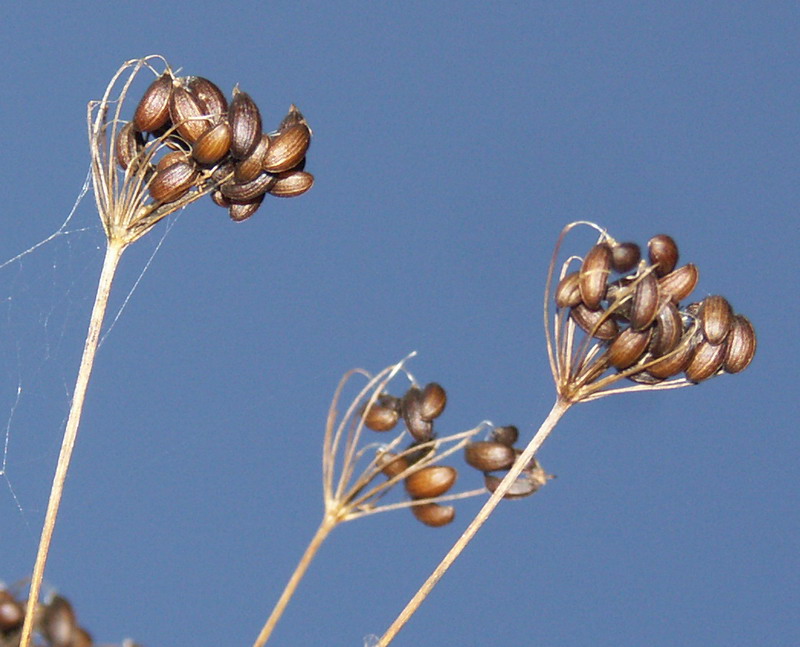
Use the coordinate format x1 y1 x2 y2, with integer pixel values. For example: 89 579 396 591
19 239 127 647
376 398 571 646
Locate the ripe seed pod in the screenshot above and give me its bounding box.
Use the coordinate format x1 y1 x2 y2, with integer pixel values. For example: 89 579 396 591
269 171 315 198
187 76 228 122
220 172 276 202
405 465 457 499
402 386 434 442
419 382 447 421
555 271 582 308
490 425 519 447
42 595 77 647
570 304 618 340
649 301 683 357
630 270 660 331
0 590 24 631
648 234 679 277
235 134 271 182
361 401 400 431
229 194 264 222
192 121 232 164
646 335 696 379
723 314 756 373
464 441 516 472
607 327 652 370
579 243 613 310
115 121 146 171
377 451 410 479
155 150 190 172
263 123 311 173
229 88 263 158
134 72 173 132
611 242 641 273
149 160 198 203
658 264 699 304
170 85 211 143
211 189 230 208
278 104 308 131
685 337 727 382
699 295 734 345
411 502 455 527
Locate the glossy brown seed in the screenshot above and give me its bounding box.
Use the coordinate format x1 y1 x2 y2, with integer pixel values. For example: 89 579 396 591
611 242 641 273
155 150 190 172
42 595 77 647
229 195 264 222
723 315 756 373
464 441 516 471
115 121 146 171
170 85 211 143
685 337 727 382
148 160 198 203
0 590 24 631
411 502 455 527
229 88 263 158
134 73 173 132
699 295 734 345
402 386 434 442
269 171 314 198
361 402 399 431
192 121 232 164
658 264 699 304
646 335 696 379
490 425 519 446
211 189 230 208
648 234 679 277
630 270 660 330
377 452 410 479
263 123 311 173
187 76 228 121
220 172 276 202
405 465 457 499
579 243 613 310
419 382 447 420
649 301 683 357
607 327 652 369
555 271 582 308
235 134 271 182
278 103 308 131
570 303 618 340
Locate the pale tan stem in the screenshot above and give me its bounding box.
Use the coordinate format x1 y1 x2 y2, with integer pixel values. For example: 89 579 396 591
253 513 339 647
376 398 571 646
20 239 127 647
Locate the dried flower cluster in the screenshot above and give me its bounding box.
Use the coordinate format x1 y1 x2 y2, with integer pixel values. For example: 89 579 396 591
546 222 757 403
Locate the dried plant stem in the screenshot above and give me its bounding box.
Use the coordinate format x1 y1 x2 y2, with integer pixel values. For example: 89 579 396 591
253 513 339 647
377 397 572 646
20 239 128 647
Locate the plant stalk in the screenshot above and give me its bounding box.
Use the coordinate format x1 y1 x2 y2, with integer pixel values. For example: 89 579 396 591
20 239 127 647
253 512 339 647
376 398 571 646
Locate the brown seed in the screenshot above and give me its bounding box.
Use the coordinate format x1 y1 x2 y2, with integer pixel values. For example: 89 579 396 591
570 303 618 340
42 595 77 647
555 271 582 308
685 337 727 382
411 502 455 527
192 121 232 164
211 159 236 185
220 172 276 202
269 171 314 198
361 402 399 431
464 441 516 472
229 196 264 222
658 264 699 304
377 452 410 479
484 472 542 499
611 242 641 273
699 295 734 345
134 73 173 132
649 301 683 357
419 382 447 420
211 189 230 208
490 425 519 446
402 386 434 442
155 150 190 172
579 243 613 310
0 590 24 631
607 327 652 369
115 121 146 171
646 335 696 379
278 104 308 131
405 465 457 499
170 85 211 143
149 160 198 203
723 315 756 374
263 123 312 173
648 234 679 277
187 76 228 122
229 88 263 159
235 134 271 182
630 270 660 331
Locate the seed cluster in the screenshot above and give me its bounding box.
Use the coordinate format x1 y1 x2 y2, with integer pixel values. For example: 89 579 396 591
119 70 313 222
550 229 756 401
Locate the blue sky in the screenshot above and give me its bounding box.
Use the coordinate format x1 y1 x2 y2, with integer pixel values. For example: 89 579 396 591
1 3 797 646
